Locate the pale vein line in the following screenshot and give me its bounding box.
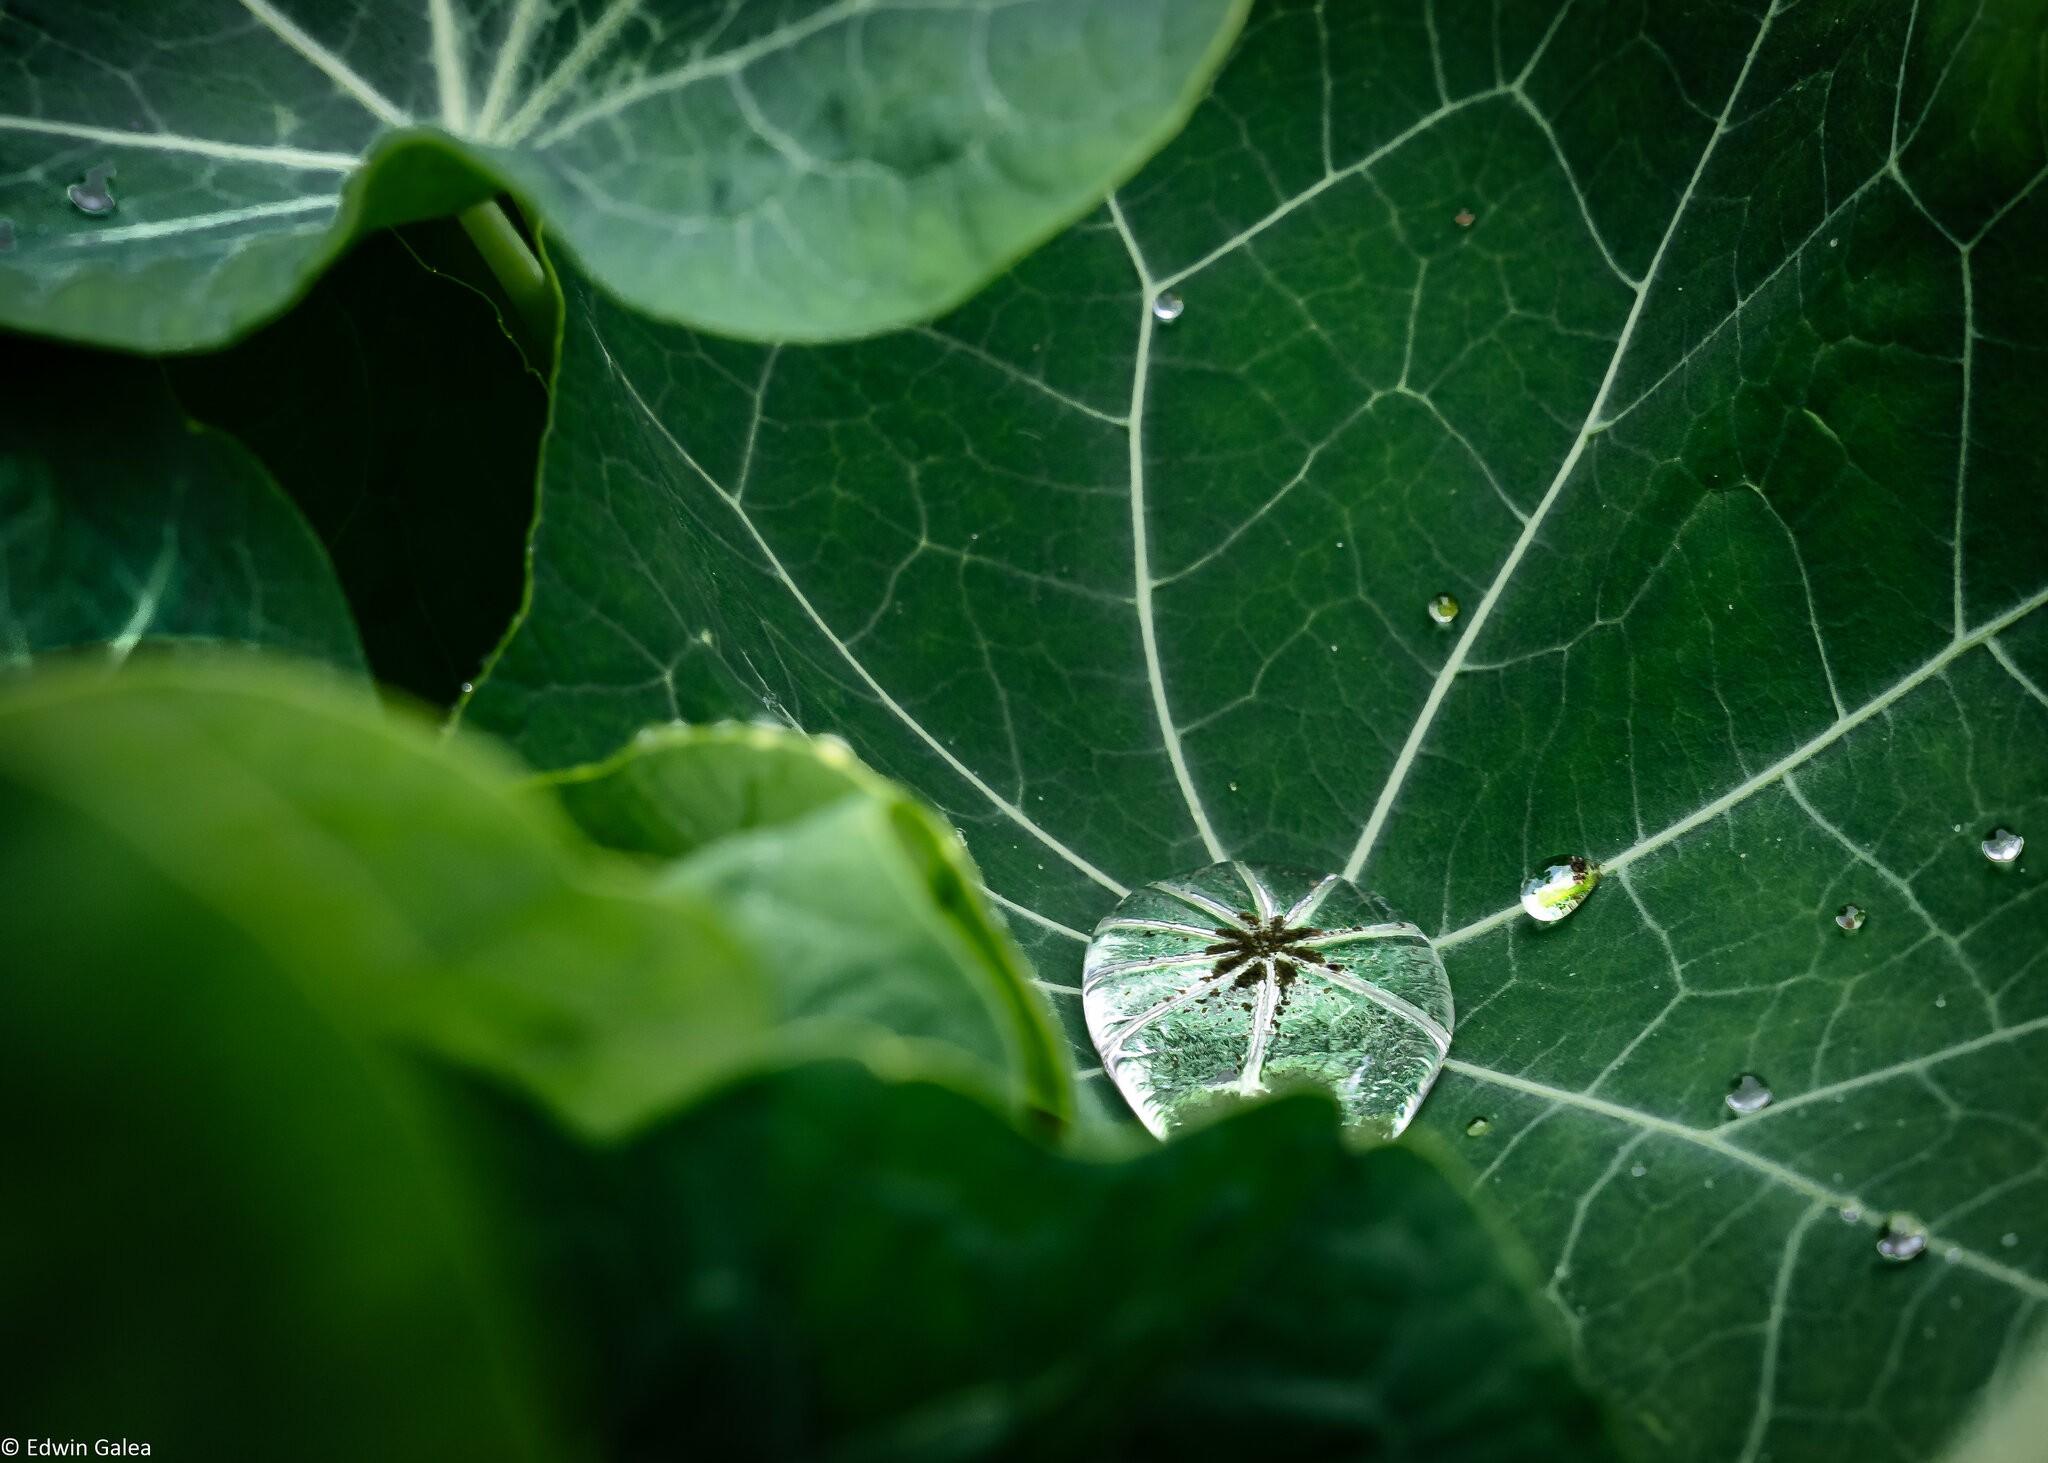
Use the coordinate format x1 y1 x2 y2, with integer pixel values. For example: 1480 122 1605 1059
1096 917 1220 940
50 195 338 245
1434 584 2048 950
1953 248 1975 638
1341 3 1783 882
1742 1013 2048 1124
429 0 470 132
0 117 358 171
1737 1206 1824 1463
1100 970 1237 1061
494 0 644 144
108 530 179 667
593 328 1128 897
1442 1057 2048 1301
909 327 1129 426
1989 639 2048 713
1310 961 1452 1052
1238 968 1282 1089
1511 89 1640 289
986 887 1088 942
1031 979 1082 996
515 0 874 147
1153 878 1247 929
474 0 544 137
240 0 411 127
1109 195 1227 864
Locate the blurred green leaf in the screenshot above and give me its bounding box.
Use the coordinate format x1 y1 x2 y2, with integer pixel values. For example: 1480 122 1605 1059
0 0 1247 350
0 657 773 1139
480 1061 1618 1462
166 227 541 707
546 721 1072 1124
0 333 363 672
0 767 567 1460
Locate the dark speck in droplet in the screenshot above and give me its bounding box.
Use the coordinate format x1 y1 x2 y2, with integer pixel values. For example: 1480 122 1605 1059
68 164 117 217
1454 208 1477 227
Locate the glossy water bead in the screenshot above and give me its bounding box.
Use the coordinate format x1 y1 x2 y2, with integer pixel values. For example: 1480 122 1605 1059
1083 862 1453 1140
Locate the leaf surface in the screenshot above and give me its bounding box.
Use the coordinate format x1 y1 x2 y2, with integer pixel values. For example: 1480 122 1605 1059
0 0 1246 349
0 333 364 672
479 1060 1617 1461
472 0 2048 1454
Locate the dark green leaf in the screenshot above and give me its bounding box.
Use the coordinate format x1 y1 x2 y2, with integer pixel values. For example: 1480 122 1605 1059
0 764 567 1460
0 333 363 671
470 1 2048 1454
479 1060 1616 1462
167 228 541 706
0 0 1247 350
0 657 774 1138
545 721 1073 1123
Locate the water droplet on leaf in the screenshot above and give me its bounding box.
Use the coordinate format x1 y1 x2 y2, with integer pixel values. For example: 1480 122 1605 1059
67 164 116 216
1725 1073 1773 1114
1982 827 2024 863
1877 1215 1926 1262
2003 1232 2020 1248
1841 1206 1862 1223
1465 1116 1491 1137
1083 861 1453 1140
1454 208 1477 227
1629 1163 1647 1177
1520 855 1599 923
1427 593 1459 625
1835 903 1865 931
1151 291 1184 323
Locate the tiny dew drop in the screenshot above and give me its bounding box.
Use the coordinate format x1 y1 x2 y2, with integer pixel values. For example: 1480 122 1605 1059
1877 1214 1927 1262
1725 1073 1773 1115
1982 826 2024 863
2003 1232 2020 1248
1840 1205 1863 1224
1151 290 1184 323
1427 593 1459 625
1835 903 1865 932
67 163 116 216
1465 1116 1491 1137
1521 855 1599 923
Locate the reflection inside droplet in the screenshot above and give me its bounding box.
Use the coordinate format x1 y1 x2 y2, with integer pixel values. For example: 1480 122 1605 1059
67 164 117 216
1520 855 1599 923
1427 593 1459 625
1877 1214 1927 1262
1151 290 1184 323
1835 902 1865 931
1982 827 2024 863
1465 1116 1491 1137
1725 1073 1773 1115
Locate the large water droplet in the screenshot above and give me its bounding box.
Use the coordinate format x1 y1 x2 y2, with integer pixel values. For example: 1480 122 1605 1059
1427 593 1459 625
1465 1116 1491 1137
1083 861 1453 1140
67 164 116 216
1982 827 2024 863
1835 902 1865 932
1877 1214 1927 1262
1151 290 1184 323
1520 855 1599 923
1725 1073 1773 1115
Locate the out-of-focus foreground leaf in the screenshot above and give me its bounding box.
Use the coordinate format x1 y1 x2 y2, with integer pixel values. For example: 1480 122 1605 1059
478 1060 1619 1462
0 0 1248 350
0 332 362 672
546 721 1073 1124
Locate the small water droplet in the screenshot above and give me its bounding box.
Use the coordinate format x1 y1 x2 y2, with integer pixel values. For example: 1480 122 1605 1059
1945 1247 1961 1262
1982 827 2024 863
1228 780 1239 792
1454 208 1477 227
2003 1232 2019 1248
1629 1163 1647 1178
1835 902 1865 931
1465 1116 1491 1137
1829 237 1839 247
1841 1205 1863 1223
1725 1073 1773 1115
1427 593 1459 625
1520 855 1599 923
1151 291 1184 322
67 164 117 216
459 681 473 694
1877 1214 1927 1262
1935 994 1946 1008
1083 861 1452 1140
1954 823 1964 833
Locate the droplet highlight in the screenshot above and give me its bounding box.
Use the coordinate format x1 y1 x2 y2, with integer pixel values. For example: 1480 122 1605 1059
1083 861 1453 1140
1725 1073 1773 1115
1465 1116 1491 1137
1982 827 2024 864
67 164 117 216
1520 855 1599 923
1151 290 1184 323
1877 1214 1927 1262
1835 902 1865 932
1454 208 1477 227
1427 593 1459 625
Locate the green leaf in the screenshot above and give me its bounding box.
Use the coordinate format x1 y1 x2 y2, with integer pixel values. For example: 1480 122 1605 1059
0 332 364 672
0 0 1248 350
166 227 542 706
470 0 2048 1454
543 721 1073 1123
0 763 567 1459
0 657 774 1138
479 1060 1617 1460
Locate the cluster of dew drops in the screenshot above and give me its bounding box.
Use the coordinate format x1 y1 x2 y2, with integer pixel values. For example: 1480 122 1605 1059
1472 824 2027 1264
